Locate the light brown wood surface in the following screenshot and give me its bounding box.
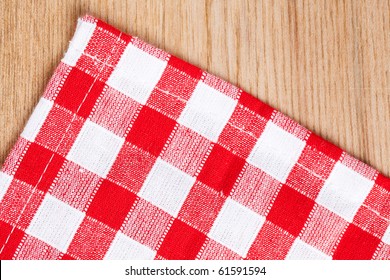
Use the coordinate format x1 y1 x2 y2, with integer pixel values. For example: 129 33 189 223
1 0 389 175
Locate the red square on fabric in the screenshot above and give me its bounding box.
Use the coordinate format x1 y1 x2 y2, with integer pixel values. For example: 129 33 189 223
96 19 132 42
126 106 176 157
55 67 93 111
14 142 64 191
238 92 274 120
178 181 225 234
0 220 25 260
86 179 137 230
107 142 157 194
60 254 75 260
55 68 105 118
67 216 116 259
267 185 315 236
247 221 295 260
168 55 203 80
198 144 245 196
306 132 343 161
0 180 44 231
376 173 390 192
333 224 380 260
35 105 85 156
122 198 173 250
158 219 206 260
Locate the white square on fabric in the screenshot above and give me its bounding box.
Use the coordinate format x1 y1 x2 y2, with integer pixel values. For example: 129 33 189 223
139 158 195 217
67 120 124 177
286 238 331 260
62 20 96 66
316 162 374 222
104 232 156 260
247 122 305 183
26 195 85 252
107 44 167 104
0 172 13 202
21 98 53 142
382 225 390 244
208 198 265 257
178 82 237 142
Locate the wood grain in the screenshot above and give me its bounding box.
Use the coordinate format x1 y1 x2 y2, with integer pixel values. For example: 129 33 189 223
1 0 389 175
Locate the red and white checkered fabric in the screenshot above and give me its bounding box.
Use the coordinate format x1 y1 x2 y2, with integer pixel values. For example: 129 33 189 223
0 15 389 260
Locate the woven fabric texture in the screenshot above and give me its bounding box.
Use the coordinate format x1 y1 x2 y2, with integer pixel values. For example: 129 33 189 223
0 15 389 260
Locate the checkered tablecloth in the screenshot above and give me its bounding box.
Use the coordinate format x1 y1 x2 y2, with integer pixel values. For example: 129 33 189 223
0 15 389 260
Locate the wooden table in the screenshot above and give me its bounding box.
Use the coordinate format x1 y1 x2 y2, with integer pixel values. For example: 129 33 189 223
1 0 389 176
